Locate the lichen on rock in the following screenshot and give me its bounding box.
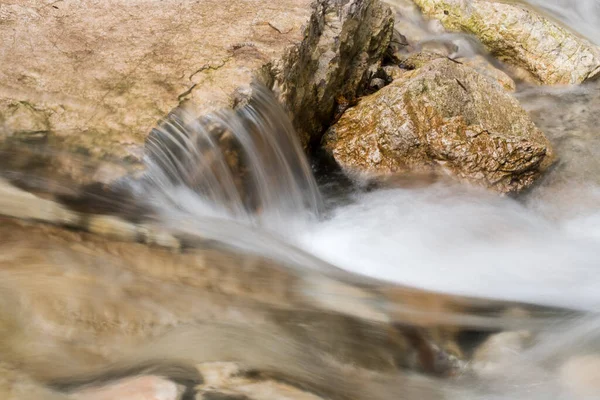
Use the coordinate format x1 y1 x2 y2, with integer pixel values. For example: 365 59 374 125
323 58 554 193
412 0 600 85
272 0 395 148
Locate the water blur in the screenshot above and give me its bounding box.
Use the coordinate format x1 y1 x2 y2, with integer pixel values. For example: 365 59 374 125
136 2 600 399
142 84 323 235
521 0 600 45
2 1 600 399
133 0 600 315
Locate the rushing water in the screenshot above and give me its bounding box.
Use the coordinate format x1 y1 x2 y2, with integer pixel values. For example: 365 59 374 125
137 9 600 314
127 2 600 399
521 0 600 45
142 84 323 233
140 93 600 399
1 1 599 399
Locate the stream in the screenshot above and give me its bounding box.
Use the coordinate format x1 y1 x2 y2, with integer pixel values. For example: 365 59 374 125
139 1 600 398
1 1 599 399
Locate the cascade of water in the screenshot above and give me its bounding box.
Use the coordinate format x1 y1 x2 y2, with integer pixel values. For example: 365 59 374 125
141 83 323 234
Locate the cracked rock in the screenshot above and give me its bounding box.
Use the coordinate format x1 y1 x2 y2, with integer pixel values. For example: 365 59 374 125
272 0 394 147
0 0 393 158
322 58 554 193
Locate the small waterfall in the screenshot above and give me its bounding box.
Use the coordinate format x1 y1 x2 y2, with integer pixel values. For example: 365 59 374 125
141 83 323 233
1 12 599 397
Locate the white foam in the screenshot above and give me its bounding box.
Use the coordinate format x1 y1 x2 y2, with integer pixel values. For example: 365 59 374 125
295 184 600 312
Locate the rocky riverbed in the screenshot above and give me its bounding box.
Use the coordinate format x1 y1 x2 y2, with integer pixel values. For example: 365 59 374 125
1 0 600 399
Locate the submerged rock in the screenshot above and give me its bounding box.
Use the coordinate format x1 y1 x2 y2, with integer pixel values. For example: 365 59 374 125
0 0 393 158
412 0 600 85
471 330 532 378
69 376 185 400
559 355 600 399
518 81 600 221
195 361 326 400
322 58 554 193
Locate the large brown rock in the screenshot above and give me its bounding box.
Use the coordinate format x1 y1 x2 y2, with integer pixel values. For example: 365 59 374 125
322 58 554 193
412 0 600 85
0 0 393 158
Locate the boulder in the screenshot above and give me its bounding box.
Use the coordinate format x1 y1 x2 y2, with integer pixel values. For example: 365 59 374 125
322 58 554 193
412 0 600 85
0 0 393 159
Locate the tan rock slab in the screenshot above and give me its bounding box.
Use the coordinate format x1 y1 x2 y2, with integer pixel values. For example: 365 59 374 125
0 0 393 157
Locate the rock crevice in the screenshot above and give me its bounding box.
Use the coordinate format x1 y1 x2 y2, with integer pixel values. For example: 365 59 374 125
272 0 394 147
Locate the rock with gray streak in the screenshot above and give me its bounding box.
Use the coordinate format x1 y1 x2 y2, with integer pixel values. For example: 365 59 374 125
322 58 554 193
273 0 394 147
412 0 600 85
0 0 393 159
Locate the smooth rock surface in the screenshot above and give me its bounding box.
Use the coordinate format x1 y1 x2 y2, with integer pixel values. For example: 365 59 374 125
559 355 600 399
323 58 554 193
69 376 184 400
0 0 393 158
413 0 600 85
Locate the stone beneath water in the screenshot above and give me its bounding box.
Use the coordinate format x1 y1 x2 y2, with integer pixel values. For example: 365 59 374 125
194 362 323 400
518 82 600 220
68 376 184 400
471 331 531 378
559 355 600 399
323 58 554 193
0 0 393 158
413 0 600 85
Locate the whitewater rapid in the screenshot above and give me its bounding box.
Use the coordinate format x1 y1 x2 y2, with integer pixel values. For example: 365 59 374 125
295 183 600 312
298 0 600 314
142 2 600 399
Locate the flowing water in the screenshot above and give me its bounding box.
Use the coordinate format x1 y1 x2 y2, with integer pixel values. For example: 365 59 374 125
2 1 600 399
126 91 600 400
132 2 600 398
521 0 600 45
134 2 600 314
